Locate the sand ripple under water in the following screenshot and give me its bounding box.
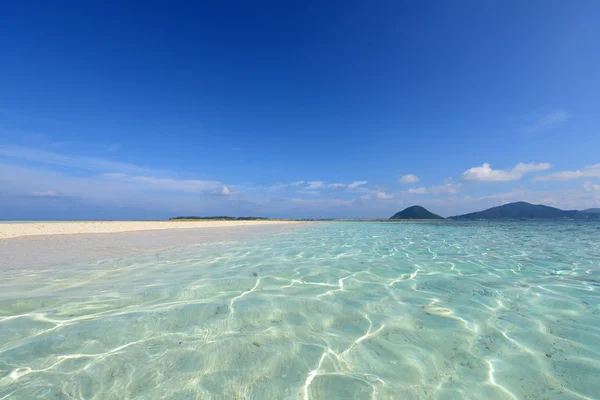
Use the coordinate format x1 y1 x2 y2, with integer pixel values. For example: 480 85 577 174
1 221 599 399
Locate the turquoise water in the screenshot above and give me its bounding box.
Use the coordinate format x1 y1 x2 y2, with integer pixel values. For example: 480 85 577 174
1 221 599 399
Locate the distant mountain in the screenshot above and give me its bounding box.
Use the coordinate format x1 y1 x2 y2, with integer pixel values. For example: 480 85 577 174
582 208 600 214
449 201 598 220
390 206 444 220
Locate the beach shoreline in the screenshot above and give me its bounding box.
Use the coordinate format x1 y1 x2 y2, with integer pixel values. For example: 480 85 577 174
0 220 302 240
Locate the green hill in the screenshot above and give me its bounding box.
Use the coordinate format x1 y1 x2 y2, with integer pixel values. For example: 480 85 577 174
449 201 596 219
390 206 443 220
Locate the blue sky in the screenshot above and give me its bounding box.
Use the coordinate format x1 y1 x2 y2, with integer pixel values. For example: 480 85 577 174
1 1 599 219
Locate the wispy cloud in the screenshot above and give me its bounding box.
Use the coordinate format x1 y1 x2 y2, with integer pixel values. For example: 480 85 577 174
266 179 369 195
305 181 325 190
407 187 427 194
407 182 461 195
0 145 148 174
583 181 600 193
104 173 231 194
399 174 420 184
215 185 239 196
325 180 368 192
461 162 551 182
348 180 367 189
0 144 243 198
31 191 60 197
533 163 600 181
268 180 306 191
376 191 393 200
0 162 252 218
526 110 571 133
297 190 319 195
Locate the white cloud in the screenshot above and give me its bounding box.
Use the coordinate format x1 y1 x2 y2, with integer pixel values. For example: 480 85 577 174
348 180 367 189
31 191 59 197
527 110 571 133
291 181 305 186
376 192 393 200
407 182 461 195
461 162 551 182
533 163 600 182
399 174 420 184
306 181 325 190
328 183 346 189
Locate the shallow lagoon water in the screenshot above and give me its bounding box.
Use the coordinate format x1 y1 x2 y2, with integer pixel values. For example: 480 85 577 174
1 221 599 399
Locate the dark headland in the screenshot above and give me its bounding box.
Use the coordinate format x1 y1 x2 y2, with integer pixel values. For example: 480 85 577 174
449 201 600 220
390 206 444 220
388 202 600 221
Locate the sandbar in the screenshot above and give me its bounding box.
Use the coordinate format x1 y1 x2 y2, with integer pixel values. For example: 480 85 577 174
0 221 309 269
0 220 300 240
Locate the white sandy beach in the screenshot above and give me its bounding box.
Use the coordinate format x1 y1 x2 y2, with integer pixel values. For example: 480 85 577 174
0 220 300 240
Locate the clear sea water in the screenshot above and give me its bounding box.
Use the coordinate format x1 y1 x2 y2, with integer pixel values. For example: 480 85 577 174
1 221 599 399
